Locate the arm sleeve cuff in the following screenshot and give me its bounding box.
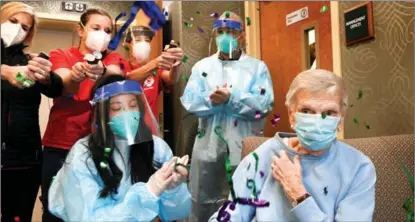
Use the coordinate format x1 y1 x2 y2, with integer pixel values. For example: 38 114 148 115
290 196 327 222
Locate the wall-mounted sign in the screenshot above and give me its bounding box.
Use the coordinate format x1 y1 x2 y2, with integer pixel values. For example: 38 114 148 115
62 2 87 13
344 2 374 46
286 6 308 26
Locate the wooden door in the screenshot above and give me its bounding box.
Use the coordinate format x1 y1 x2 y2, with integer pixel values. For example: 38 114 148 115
260 1 333 136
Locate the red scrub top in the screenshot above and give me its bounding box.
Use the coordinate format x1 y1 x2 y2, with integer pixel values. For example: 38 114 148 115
42 47 126 150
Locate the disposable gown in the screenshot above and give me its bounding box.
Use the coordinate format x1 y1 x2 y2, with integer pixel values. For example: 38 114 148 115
48 136 191 222
180 52 274 221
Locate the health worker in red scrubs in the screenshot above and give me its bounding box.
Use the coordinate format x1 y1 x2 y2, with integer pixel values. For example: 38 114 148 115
41 8 126 222
122 25 183 118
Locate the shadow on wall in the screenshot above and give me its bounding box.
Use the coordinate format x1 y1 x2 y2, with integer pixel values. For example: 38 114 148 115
340 1 414 138
169 1 245 157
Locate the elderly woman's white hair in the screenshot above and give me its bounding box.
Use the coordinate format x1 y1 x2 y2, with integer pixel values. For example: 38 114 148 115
285 69 348 113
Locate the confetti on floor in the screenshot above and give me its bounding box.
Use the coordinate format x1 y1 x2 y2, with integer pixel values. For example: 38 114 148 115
364 123 370 129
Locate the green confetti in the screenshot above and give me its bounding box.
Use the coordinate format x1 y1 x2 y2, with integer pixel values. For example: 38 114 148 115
364 123 370 130
196 11 201 14
182 75 189 82
357 88 363 100
123 45 130 51
152 71 157 76
197 128 206 138
104 147 111 153
100 161 108 169
15 72 25 82
320 5 329 13
247 163 251 170
184 21 193 27
182 55 189 63
225 11 230 18
246 17 251 26
321 112 327 119
201 72 207 77
270 102 275 108
353 118 359 124
22 80 32 88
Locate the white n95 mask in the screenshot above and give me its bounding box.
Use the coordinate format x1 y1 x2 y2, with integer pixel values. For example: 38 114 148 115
132 41 151 62
85 30 111 52
1 21 28 47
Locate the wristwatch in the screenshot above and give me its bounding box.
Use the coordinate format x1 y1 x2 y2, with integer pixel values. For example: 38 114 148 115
292 193 311 208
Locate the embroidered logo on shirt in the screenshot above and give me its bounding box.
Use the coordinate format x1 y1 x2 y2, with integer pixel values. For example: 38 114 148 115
144 76 155 88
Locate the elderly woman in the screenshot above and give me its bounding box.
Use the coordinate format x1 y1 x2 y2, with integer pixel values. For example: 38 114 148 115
209 69 376 222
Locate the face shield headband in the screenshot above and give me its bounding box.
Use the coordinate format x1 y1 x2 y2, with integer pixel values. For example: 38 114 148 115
213 20 243 31
93 80 143 103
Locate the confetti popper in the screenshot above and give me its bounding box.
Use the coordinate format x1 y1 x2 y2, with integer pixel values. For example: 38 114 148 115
255 111 261 119
246 17 252 26
201 72 208 77
182 55 189 63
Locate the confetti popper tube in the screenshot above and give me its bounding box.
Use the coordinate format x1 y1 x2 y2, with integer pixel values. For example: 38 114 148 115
84 54 98 64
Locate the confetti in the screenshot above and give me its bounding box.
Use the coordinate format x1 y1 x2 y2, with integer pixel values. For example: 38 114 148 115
184 21 193 27
235 198 270 207
190 17 194 21
357 88 363 100
202 72 208 77
247 163 251 170
255 111 261 119
271 114 281 127
104 147 111 154
253 152 259 171
264 109 269 114
260 171 264 178
152 71 157 76
123 45 130 51
270 102 275 108
353 118 359 124
320 5 329 13
322 112 327 119
260 88 266 95
225 11 230 18
210 12 219 19
197 128 205 138
196 11 201 14
197 26 205 33
364 123 371 129
234 119 238 127
100 161 108 169
182 55 189 63
246 17 252 26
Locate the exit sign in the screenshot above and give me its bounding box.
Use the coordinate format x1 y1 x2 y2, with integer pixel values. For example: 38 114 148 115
62 2 87 13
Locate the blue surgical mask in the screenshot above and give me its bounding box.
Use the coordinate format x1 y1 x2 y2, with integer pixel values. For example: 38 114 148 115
216 33 238 54
109 111 140 141
294 112 340 151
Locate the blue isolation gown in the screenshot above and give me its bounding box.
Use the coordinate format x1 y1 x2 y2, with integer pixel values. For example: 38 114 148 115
180 52 274 221
209 132 376 221
48 136 191 222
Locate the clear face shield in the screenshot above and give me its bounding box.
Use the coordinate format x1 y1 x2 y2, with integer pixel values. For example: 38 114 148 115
91 80 160 146
208 19 244 60
124 26 155 63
